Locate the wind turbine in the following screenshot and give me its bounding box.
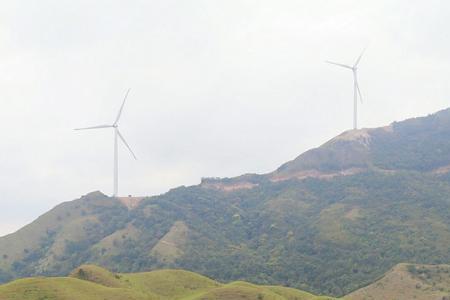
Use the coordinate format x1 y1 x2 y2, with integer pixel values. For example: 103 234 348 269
75 89 137 197
326 49 365 130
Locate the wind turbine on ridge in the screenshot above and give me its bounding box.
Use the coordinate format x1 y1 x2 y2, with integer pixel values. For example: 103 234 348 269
326 49 366 130
75 89 137 197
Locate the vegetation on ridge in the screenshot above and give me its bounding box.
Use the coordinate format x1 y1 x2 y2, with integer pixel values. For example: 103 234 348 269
3 109 450 296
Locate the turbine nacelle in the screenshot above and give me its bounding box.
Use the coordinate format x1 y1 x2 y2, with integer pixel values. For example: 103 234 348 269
326 48 366 129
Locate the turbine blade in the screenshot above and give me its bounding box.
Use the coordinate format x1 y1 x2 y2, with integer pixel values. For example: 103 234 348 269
325 61 353 69
114 88 131 125
117 129 137 160
74 124 113 130
355 78 363 103
354 48 366 67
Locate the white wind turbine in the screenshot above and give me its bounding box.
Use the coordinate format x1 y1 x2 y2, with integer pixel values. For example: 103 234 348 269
75 89 137 197
326 49 366 130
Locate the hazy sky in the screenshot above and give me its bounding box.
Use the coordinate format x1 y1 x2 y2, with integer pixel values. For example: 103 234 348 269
1 0 449 236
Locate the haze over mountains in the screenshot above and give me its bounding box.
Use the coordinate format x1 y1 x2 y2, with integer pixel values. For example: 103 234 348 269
3 1 450 240
3 108 450 297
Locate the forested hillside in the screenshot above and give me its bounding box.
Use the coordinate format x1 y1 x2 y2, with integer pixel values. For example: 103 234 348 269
3 109 450 297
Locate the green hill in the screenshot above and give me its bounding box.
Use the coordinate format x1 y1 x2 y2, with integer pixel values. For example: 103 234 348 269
0 265 337 300
0 191 129 280
4 263 450 300
346 263 450 300
3 109 450 296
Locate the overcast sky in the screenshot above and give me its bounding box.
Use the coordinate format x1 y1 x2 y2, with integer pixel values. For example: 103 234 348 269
1 0 449 236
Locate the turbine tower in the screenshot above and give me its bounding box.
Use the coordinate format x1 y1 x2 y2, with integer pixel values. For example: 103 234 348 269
326 49 365 130
75 89 137 197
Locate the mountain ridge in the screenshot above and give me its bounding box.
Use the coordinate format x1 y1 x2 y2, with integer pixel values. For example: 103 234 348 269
202 108 450 190
3 108 450 297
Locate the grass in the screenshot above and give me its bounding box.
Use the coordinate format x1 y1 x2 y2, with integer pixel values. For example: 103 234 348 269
119 269 220 299
150 221 189 263
266 285 326 300
0 265 339 300
90 223 140 258
0 277 150 300
345 263 450 300
0 191 115 270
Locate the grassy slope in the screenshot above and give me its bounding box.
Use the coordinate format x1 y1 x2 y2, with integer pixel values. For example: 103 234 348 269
0 193 100 268
345 263 450 300
90 223 141 261
0 265 338 300
0 277 150 300
7 263 450 300
0 192 130 278
0 192 113 266
150 221 189 263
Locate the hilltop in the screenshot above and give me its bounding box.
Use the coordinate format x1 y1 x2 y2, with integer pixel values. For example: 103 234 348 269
0 264 337 300
346 263 450 300
4 263 450 299
3 108 450 296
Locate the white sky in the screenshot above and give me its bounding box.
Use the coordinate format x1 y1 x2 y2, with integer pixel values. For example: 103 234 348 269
1 0 449 236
